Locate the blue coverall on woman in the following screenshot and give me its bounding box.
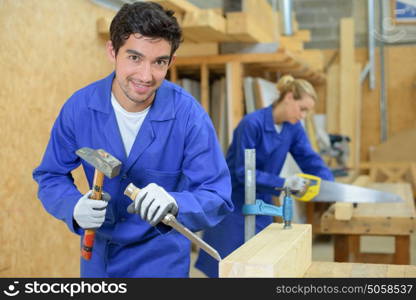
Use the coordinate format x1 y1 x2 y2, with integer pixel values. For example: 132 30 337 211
195 105 334 277
32 72 233 277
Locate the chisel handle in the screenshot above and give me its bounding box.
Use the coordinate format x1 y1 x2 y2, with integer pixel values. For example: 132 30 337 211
81 169 104 260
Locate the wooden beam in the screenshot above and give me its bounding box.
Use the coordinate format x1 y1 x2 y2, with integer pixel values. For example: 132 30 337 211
200 64 209 113
326 64 340 133
176 42 218 57
226 61 244 138
304 261 416 277
280 36 304 52
226 12 273 43
219 224 312 278
182 9 232 43
175 51 293 65
322 183 416 235
242 0 278 42
153 0 200 14
295 49 324 71
339 18 362 169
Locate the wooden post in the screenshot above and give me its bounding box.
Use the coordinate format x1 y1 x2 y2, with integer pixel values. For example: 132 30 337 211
334 235 350 262
394 236 410 264
200 63 209 113
226 61 244 139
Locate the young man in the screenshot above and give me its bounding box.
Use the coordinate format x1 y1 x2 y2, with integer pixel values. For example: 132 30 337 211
33 2 232 278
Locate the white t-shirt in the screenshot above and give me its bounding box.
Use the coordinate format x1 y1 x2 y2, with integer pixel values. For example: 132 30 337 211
274 123 282 134
111 93 150 156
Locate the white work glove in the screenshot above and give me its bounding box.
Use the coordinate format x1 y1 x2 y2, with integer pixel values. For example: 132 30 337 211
73 190 110 229
284 175 308 194
126 183 178 226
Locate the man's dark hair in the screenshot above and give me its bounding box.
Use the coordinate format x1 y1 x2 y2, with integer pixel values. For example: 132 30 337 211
110 1 182 57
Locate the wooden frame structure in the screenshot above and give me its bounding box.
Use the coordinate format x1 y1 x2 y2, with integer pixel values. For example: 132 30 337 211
172 49 325 136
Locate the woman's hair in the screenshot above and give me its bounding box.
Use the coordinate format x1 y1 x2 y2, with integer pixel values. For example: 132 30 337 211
274 75 317 104
110 1 182 57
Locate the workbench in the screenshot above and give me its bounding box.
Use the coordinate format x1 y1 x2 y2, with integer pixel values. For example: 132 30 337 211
304 261 416 277
321 182 416 265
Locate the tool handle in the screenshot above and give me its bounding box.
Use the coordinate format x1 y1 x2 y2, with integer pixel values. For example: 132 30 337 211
124 183 172 226
91 170 105 200
81 169 104 260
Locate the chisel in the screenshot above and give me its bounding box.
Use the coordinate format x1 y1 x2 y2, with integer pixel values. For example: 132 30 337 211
124 183 222 261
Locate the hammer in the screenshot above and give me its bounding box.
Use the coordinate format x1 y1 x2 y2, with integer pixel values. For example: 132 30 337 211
75 147 122 260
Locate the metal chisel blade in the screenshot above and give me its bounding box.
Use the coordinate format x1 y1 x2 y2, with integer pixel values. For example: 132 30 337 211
312 180 404 203
162 214 222 261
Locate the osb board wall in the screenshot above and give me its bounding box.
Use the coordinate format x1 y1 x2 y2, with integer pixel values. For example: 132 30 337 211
386 46 416 136
321 45 416 161
0 0 115 276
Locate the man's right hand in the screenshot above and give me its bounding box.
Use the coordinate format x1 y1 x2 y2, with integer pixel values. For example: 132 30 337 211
73 190 110 229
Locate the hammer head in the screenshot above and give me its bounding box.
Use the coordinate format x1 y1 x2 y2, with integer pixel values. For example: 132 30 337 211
76 147 122 178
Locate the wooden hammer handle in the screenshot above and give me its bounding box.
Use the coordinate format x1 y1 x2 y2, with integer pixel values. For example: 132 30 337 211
81 169 105 260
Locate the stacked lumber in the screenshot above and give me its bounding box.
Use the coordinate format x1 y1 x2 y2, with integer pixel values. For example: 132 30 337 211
96 0 309 57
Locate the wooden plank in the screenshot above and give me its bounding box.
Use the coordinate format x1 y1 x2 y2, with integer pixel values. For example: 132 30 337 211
219 224 312 278
153 0 200 14
369 126 416 162
305 261 416 278
386 46 416 136
339 18 357 168
353 62 362 168
226 61 244 138
176 42 218 57
210 78 228 154
334 203 354 220
295 49 324 71
334 175 370 220
1 0 115 277
226 12 273 43
321 183 416 235
353 183 415 218
394 236 410 264
305 112 319 152
219 77 228 153
182 9 232 43
175 50 292 65
294 30 311 42
280 36 304 52
334 235 351 262
326 64 340 133
242 0 278 42
200 64 209 113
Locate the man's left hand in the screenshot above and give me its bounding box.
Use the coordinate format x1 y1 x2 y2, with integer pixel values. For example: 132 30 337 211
127 183 178 226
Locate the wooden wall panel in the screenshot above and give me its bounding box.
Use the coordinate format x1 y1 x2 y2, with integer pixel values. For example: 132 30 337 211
321 46 415 162
0 0 115 277
386 46 416 136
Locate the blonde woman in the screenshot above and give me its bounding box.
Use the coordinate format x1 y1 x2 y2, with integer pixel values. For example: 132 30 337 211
195 75 334 277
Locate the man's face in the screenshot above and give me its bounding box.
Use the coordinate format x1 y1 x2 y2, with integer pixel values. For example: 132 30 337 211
107 34 174 111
